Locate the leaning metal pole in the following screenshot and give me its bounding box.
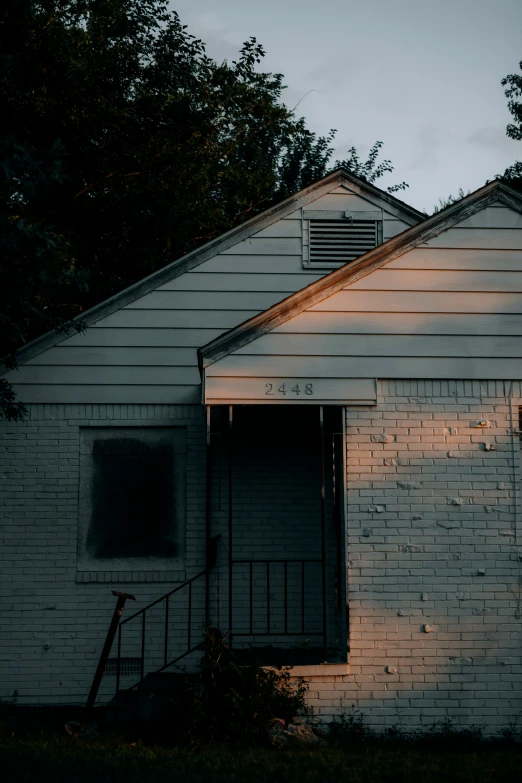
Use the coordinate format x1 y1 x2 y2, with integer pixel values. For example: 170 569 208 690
84 590 135 726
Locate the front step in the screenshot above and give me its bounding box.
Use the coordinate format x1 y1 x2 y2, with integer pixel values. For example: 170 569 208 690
106 672 200 724
104 688 139 724
136 672 200 722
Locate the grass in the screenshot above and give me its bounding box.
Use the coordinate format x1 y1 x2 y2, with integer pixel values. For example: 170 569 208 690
1 730 522 783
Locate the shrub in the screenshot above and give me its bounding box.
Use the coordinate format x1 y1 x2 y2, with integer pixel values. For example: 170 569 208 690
178 627 308 744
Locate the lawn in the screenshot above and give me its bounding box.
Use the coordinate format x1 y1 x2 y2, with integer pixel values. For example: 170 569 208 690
1 732 522 783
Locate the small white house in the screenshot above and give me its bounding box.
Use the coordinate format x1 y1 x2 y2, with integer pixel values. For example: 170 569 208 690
2 169 522 731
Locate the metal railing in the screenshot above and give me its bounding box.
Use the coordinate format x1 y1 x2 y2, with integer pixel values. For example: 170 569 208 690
110 557 325 699
230 558 324 639
115 569 207 693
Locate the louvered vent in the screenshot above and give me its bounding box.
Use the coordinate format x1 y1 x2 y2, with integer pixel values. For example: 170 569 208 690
309 219 377 266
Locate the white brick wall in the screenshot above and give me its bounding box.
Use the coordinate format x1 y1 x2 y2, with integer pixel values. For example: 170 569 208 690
2 386 522 732
311 379 522 731
0 404 207 705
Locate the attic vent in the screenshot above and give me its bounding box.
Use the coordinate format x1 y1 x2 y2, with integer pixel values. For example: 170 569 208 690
309 219 378 266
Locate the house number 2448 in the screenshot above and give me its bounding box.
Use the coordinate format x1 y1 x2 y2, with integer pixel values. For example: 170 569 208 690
265 382 314 396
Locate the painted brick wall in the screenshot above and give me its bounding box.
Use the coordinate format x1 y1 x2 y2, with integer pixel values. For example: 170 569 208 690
2 386 522 732
311 380 522 732
0 404 207 705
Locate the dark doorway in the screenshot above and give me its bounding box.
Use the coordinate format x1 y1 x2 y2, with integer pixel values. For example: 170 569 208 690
207 405 346 664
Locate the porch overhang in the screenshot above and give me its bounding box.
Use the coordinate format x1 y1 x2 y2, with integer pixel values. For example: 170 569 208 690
202 374 377 405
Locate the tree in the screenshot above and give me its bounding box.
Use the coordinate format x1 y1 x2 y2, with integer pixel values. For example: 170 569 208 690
0 0 407 419
0 135 88 421
499 60 522 193
335 141 408 194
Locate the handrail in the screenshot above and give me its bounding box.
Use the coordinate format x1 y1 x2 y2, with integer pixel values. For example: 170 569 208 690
230 558 325 638
112 557 326 702
120 569 207 625
114 569 208 698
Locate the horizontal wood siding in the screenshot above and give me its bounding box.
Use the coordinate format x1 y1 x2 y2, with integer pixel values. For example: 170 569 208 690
425 228 522 249
251 219 301 237
220 238 302 256
383 220 410 239
62 327 225 347
347 269 522 291
87 310 257 329
390 248 522 270
457 205 522 229
11 181 412 403
206 354 522 380
12 385 203 404
233 334 522 358
206 211 522 390
287 193 375 212
309 291 522 312
27 347 199 365
191 255 308 274
11 366 201 385
274 312 522 335
157 272 323 292
123 291 293 311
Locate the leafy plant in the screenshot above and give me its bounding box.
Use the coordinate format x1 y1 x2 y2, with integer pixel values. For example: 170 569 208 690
432 187 469 214
499 59 522 193
180 627 308 744
335 141 409 193
328 704 371 745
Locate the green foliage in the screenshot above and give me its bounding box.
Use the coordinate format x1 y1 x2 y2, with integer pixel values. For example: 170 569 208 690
0 0 407 419
0 129 88 419
327 710 520 752
502 61 522 142
335 141 409 193
432 187 469 214
0 379 26 422
327 706 371 745
180 627 308 744
2 730 522 783
500 60 522 194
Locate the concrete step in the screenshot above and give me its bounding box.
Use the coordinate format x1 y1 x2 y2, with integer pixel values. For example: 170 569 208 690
136 672 199 721
104 688 139 724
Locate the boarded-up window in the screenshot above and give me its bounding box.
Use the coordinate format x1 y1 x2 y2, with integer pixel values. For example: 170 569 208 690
79 427 186 570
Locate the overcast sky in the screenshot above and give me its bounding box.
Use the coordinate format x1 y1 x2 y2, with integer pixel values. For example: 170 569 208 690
170 0 521 213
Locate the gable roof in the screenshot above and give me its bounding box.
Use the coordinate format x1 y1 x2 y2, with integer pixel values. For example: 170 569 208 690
9 168 425 369
198 180 522 370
